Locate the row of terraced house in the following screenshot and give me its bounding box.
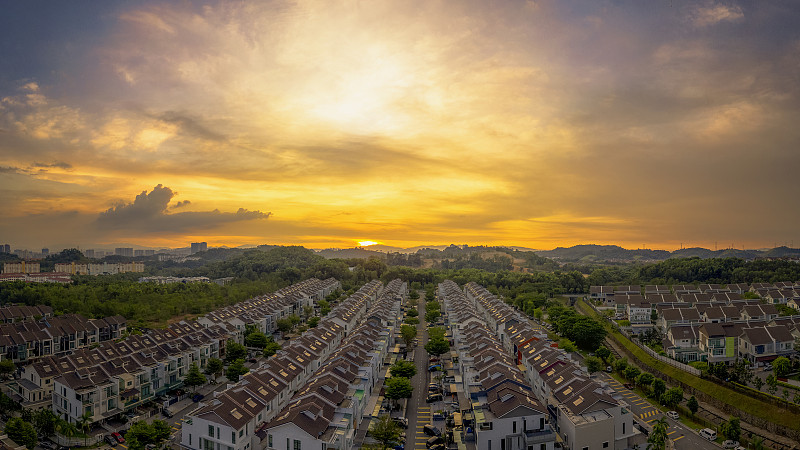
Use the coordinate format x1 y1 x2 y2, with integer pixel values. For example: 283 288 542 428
3 278 341 429
589 284 800 365
452 281 642 450
180 279 407 450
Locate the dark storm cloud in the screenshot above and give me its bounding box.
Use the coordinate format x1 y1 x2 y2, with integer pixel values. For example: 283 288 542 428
96 184 270 232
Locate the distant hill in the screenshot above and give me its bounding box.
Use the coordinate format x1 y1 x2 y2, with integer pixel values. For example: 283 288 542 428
536 244 800 262
317 247 385 259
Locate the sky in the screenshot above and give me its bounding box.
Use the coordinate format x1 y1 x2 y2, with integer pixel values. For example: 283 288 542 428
1 0 799 252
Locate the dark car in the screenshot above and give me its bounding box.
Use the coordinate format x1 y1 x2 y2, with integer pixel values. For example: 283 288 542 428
39 440 58 450
422 425 441 436
426 436 444 448
104 435 117 446
162 408 173 418
192 393 205 402
248 358 258 363
623 383 634 390
391 417 408 428
426 393 443 403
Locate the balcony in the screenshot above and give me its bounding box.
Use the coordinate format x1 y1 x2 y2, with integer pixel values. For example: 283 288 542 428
525 428 556 444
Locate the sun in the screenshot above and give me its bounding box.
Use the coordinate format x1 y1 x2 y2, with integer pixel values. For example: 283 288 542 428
357 240 380 247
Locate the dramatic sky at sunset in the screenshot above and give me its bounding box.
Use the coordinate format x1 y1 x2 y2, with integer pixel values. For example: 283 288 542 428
2 0 799 251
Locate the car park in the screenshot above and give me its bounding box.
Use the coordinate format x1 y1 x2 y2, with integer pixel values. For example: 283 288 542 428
422 425 441 436
112 432 125 444
666 411 679 420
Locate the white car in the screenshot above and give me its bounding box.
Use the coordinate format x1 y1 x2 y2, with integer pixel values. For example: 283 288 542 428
722 441 740 449
666 411 679 420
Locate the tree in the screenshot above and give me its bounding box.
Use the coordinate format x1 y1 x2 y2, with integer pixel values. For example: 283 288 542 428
660 387 683 408
425 309 441 323
585 356 603 374
126 420 172 450
288 314 301 327
384 377 413 409
302 305 313 320
318 299 331 316
225 341 247 362
368 415 402 450
773 356 791 377
625 366 641 382
558 338 577 353
636 372 654 392
753 376 764 392
766 374 778 396
614 359 628 373
204 358 224 382
401 325 417 348
647 417 668 450
77 410 92 447
308 316 320 328
276 318 293 336
782 388 790 404
184 363 207 392
407 308 419 318
226 359 249 382
245 332 269 349
720 416 741 442
263 340 282 357
687 395 699 416
425 338 450 357
405 317 419 325
5 417 36 449
390 360 417 379
533 307 543 321
56 420 78 442
33 409 58 437
595 346 611 363
0 359 15 379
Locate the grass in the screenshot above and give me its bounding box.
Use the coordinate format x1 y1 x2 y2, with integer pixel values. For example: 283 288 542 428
576 300 800 433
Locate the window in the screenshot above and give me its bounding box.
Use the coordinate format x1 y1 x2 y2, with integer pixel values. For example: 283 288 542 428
294 439 301 450
603 442 609 448
582 447 589 450
623 422 626 434
513 421 516 433
488 440 491 450
209 425 214 437
232 431 236 444
268 435 272 447
240 430 244 438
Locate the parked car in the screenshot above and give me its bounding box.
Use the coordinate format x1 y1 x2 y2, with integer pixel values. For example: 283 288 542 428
39 440 58 450
722 441 740 449
426 393 443 403
111 432 125 444
426 436 444 448
162 408 173 418
428 357 440 363
248 358 258 363
391 417 408 428
623 383 634 390
428 444 446 450
605 366 613 373
432 412 445 421
428 384 440 393
192 393 205 402
699 428 716 441
428 364 442 372
104 435 117 446
422 425 441 436
763 363 773 371
666 411 679 420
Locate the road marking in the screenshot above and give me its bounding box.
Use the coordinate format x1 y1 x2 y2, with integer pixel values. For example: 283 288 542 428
172 427 180 431
639 410 658 419
667 430 676 435
672 435 685 441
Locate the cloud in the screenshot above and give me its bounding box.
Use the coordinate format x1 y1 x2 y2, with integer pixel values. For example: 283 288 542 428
690 2 744 27
96 184 270 233
32 161 72 170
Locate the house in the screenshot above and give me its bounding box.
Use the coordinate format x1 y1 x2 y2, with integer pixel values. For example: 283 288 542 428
665 324 701 362
657 308 701 331
738 325 795 364
589 286 616 306
698 323 742 364
740 304 779 322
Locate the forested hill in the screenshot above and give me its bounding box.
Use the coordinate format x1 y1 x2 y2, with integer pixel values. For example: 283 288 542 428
537 244 800 262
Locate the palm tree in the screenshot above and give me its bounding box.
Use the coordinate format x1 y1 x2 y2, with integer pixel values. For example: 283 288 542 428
647 417 669 450
751 436 765 450
57 420 78 447
77 411 93 447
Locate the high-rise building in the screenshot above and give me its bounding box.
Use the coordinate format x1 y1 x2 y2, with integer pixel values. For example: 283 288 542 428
190 242 208 254
1 244 10 253
84 249 95 258
115 248 134 257
41 248 49 256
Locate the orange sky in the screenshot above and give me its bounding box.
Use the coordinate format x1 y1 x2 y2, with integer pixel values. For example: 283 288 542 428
1 1 799 252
